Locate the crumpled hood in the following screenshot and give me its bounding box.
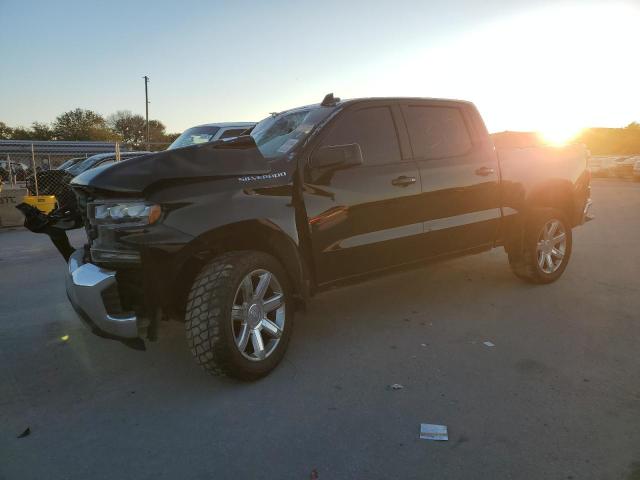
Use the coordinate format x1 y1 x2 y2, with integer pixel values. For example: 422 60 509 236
71 136 271 194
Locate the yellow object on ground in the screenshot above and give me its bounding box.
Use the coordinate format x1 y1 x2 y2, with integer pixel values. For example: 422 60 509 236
23 195 57 214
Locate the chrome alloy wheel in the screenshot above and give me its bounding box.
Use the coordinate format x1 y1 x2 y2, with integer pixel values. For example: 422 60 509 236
231 269 285 361
536 219 567 274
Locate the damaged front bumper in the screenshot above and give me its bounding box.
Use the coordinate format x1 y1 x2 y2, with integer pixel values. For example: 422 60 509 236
582 198 594 223
65 249 140 340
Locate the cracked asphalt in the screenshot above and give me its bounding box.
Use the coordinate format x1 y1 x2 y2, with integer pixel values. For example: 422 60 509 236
1 178 639 480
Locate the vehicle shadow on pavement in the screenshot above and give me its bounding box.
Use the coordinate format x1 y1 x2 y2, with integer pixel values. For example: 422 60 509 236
134 248 528 387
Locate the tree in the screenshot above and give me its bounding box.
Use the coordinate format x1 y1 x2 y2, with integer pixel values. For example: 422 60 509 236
52 108 112 141
577 127 640 155
10 126 35 140
2 111 181 148
31 122 54 140
165 132 180 143
0 121 12 139
1 122 52 140
107 110 146 146
148 119 167 144
107 112 176 149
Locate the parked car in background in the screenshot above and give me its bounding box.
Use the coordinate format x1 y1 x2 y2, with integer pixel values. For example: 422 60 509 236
633 158 640 181
57 157 86 171
614 155 638 178
65 151 150 177
27 151 150 210
168 122 255 150
0 160 29 182
588 156 616 177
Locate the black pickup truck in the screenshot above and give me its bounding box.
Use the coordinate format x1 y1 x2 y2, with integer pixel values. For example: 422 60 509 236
56 94 592 380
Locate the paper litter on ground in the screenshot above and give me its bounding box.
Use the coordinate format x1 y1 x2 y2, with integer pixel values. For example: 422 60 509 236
420 423 448 441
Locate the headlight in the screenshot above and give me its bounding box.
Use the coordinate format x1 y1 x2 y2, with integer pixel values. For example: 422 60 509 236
91 201 161 226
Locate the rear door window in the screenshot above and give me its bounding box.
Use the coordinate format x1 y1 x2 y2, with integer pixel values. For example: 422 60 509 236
403 106 472 160
320 106 401 166
219 128 247 139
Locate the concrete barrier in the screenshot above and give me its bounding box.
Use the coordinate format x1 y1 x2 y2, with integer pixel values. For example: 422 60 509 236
0 188 27 227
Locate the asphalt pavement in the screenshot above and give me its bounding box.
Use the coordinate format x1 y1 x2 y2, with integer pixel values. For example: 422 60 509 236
1 178 639 480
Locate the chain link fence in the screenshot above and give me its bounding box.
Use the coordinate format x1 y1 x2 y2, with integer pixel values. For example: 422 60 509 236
0 142 171 228
1 142 170 210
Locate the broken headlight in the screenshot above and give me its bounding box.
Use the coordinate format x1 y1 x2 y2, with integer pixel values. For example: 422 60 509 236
90 201 161 226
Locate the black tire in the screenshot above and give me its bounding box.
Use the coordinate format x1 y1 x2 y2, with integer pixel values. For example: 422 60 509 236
508 208 573 284
185 251 293 381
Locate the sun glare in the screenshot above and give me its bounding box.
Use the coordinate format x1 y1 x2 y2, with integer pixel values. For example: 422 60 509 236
537 126 583 147
352 3 640 136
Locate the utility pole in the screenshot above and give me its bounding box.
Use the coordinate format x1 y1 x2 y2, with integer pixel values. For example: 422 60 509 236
143 75 150 150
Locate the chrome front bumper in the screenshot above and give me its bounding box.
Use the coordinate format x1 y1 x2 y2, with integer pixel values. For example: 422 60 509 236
65 249 139 339
582 198 594 223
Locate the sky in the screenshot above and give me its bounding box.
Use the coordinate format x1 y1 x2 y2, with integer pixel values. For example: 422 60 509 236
1 0 639 139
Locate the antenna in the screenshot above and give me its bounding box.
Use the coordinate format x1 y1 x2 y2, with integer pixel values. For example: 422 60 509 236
321 93 340 106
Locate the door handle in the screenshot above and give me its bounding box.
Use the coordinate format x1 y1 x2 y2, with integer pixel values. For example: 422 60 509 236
391 175 417 187
475 166 495 176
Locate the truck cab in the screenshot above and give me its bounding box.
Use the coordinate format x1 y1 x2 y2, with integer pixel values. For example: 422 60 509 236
302 97 501 282
57 94 592 380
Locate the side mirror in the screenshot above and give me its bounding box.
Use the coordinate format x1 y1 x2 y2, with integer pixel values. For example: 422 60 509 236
310 143 363 169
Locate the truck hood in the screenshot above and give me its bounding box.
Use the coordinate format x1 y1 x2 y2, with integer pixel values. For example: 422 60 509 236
71 136 272 194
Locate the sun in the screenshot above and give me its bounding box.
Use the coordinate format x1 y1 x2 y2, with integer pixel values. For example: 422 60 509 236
537 126 583 147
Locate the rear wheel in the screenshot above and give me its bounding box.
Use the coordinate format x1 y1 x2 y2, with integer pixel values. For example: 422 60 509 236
508 208 572 284
185 251 293 380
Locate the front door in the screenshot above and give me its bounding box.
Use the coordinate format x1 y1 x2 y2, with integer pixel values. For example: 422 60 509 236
303 102 424 285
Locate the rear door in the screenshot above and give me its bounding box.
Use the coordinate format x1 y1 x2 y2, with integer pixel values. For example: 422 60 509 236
303 102 424 284
400 101 501 256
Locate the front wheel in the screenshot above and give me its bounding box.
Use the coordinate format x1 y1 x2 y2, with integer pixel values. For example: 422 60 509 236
185 251 293 381
508 208 573 284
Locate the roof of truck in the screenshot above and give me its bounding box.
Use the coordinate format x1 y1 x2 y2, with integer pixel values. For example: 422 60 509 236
277 96 476 115
194 122 256 128
339 96 475 106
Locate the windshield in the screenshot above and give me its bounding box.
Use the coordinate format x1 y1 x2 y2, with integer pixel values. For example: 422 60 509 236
250 106 333 159
169 126 221 150
67 155 107 176
57 157 83 170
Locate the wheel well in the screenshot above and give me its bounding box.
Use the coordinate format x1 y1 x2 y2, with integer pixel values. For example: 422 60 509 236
527 183 576 225
168 221 309 319
503 183 576 256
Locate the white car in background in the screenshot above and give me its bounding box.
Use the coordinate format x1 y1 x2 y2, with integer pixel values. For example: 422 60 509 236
168 122 255 150
588 156 616 177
